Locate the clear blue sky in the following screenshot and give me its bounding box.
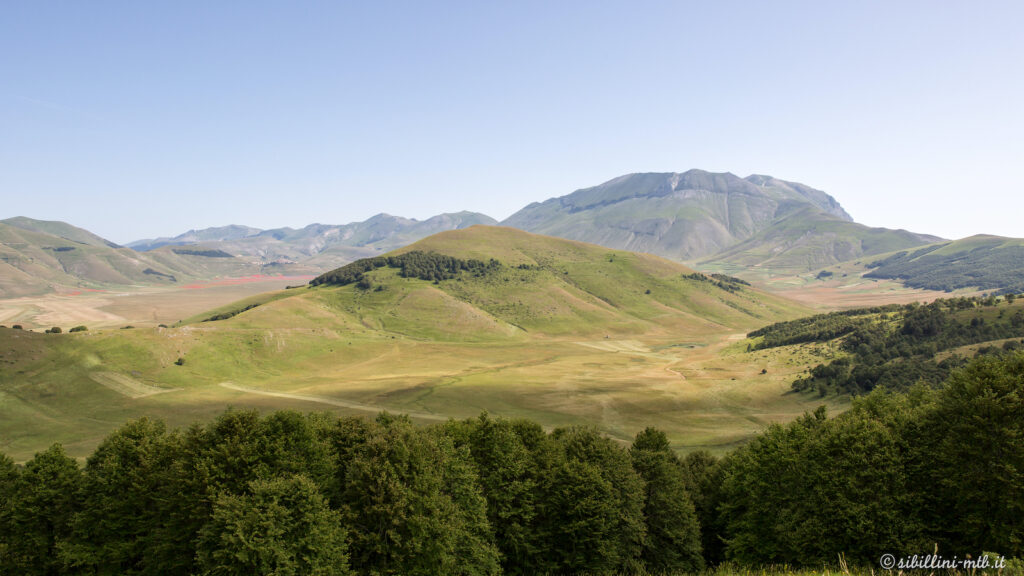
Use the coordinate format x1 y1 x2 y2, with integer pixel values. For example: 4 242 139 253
2 1 1022 244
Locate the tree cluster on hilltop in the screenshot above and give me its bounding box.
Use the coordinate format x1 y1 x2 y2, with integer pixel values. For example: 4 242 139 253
2 353 1023 574
309 251 501 288
681 273 749 293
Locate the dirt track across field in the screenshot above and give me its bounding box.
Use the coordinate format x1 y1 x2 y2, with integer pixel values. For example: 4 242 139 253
90 372 178 398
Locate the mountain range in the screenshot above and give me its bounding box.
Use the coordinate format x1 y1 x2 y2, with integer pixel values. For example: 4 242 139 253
0 213 496 298
128 212 497 264
503 169 939 271
5 168 1019 298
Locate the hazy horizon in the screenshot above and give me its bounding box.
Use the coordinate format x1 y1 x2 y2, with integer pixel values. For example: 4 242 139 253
4 1 1022 244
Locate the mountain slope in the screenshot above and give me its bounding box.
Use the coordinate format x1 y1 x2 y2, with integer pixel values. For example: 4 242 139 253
0 219 184 298
698 206 941 274
0 218 309 298
861 235 1024 294
127 224 262 251
501 170 855 261
3 216 123 248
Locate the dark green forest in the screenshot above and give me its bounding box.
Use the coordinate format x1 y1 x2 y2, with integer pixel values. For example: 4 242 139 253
749 295 1024 395
2 352 1023 575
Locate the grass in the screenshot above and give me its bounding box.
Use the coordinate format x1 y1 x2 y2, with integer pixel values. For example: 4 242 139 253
695 207 936 274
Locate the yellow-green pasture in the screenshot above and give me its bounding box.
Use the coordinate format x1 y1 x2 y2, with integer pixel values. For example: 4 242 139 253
0 308 843 462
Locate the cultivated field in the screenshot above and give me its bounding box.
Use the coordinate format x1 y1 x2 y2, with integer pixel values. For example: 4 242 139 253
0 275 313 331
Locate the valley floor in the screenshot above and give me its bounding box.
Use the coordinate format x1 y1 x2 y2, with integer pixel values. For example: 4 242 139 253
0 319 845 462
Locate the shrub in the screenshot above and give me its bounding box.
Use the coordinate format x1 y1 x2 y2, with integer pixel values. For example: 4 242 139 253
204 304 259 322
69 325 87 333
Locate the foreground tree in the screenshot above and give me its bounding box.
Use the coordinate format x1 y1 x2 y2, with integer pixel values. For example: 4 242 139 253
4 444 81 576
720 399 926 565
445 414 544 575
630 428 703 573
681 449 726 565
195 475 350 576
544 426 646 575
340 414 500 576
0 453 19 568
60 418 185 575
922 353 1024 556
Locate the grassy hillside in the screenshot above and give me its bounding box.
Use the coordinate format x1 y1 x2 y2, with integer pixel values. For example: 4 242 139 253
0 227 842 462
2 216 123 248
699 206 939 274
862 235 1024 293
0 220 180 298
315 226 805 337
0 217 316 298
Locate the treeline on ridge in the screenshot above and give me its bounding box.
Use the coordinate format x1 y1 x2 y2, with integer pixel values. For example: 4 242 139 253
749 295 1024 395
309 251 502 287
681 273 750 293
203 303 261 322
2 352 1022 574
171 248 234 258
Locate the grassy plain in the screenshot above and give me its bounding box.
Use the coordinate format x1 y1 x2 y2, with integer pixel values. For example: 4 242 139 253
0 304 844 462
